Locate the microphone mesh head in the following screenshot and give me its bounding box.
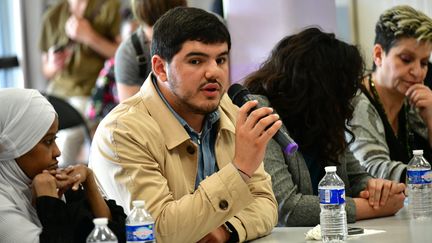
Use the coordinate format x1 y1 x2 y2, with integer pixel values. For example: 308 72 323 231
228 83 250 106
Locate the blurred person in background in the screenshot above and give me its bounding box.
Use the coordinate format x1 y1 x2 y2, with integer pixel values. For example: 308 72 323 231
86 8 139 128
115 0 187 102
39 0 121 166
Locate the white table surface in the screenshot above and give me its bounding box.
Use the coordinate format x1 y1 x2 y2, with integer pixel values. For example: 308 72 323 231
251 207 432 243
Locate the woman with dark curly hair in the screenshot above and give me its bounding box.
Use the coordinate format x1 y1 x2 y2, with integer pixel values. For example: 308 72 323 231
244 27 405 226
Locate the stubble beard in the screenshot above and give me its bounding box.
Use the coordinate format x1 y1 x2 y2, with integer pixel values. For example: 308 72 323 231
169 84 223 116
177 93 221 115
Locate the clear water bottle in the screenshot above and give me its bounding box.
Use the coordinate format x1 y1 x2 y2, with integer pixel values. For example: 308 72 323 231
407 150 432 220
319 166 347 243
126 200 156 243
86 217 118 243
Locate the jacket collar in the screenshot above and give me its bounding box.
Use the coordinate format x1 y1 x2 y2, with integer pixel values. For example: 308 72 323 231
140 74 235 150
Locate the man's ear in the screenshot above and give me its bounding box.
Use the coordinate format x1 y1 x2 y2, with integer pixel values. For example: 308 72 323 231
152 55 168 82
373 44 384 68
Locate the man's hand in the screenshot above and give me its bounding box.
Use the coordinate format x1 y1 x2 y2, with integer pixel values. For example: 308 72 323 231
233 100 282 178
197 226 230 243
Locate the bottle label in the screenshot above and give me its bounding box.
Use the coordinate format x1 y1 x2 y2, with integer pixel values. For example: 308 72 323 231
126 223 155 242
407 170 432 185
319 188 345 205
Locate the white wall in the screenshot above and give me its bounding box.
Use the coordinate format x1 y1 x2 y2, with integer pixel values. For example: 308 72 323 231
188 0 214 11
225 0 337 83
353 0 432 70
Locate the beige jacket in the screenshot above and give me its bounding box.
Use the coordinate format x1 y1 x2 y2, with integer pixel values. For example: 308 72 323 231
89 75 277 242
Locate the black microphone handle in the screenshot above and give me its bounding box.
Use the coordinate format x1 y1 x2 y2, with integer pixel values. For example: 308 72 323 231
252 96 298 155
272 125 298 155
229 87 298 155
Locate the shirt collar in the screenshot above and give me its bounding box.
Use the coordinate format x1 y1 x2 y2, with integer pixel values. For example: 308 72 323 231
142 74 235 150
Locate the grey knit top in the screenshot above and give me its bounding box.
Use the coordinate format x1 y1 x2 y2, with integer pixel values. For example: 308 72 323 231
258 95 371 226
347 91 429 182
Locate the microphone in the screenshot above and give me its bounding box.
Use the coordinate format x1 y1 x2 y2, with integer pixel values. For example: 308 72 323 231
228 83 298 155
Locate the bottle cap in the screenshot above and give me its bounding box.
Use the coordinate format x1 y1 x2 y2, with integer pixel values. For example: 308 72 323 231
132 200 145 207
413 150 424 155
324 166 336 172
93 217 108 225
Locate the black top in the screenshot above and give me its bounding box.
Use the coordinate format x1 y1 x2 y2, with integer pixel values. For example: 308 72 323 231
302 148 325 195
36 189 126 243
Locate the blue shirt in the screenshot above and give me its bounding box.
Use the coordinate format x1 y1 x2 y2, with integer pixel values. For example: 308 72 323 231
152 76 220 189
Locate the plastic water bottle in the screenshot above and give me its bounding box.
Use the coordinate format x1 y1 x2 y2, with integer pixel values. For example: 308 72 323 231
126 200 156 243
86 217 118 243
407 150 432 220
319 166 347 243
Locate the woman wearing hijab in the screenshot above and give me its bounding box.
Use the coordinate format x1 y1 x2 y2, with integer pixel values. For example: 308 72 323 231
0 88 126 242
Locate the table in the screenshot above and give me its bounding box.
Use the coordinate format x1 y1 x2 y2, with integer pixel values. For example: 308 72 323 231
252 208 432 243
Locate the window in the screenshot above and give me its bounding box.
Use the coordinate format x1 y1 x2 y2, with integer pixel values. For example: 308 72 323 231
0 0 24 88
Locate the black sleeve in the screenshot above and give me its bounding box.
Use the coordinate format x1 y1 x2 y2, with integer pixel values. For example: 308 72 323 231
36 196 75 243
106 199 127 243
400 168 407 183
225 222 239 243
64 189 127 243
36 190 127 243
